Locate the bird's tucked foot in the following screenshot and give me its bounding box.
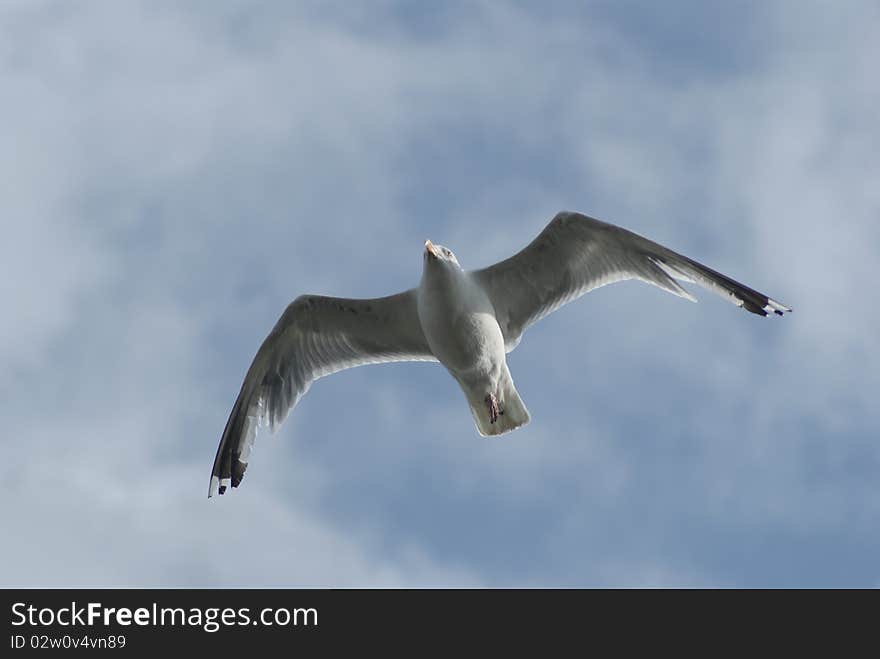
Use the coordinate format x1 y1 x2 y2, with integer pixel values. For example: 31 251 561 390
485 393 503 424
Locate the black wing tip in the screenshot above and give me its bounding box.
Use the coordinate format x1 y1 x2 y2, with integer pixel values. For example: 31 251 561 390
742 296 791 318
743 299 770 316
207 480 233 498
207 476 225 499
233 460 248 486
208 459 248 498
765 299 792 317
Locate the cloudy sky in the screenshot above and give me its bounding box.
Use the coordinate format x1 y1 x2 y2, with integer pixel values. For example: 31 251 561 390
2 0 878 587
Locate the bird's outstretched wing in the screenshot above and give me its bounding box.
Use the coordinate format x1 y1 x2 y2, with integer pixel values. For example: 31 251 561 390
210 290 435 496
474 211 791 351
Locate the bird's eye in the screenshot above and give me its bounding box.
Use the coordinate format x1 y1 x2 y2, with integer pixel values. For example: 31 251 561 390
444 249 451 257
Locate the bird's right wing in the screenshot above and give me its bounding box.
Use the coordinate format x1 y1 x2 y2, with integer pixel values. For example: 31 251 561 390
474 211 791 350
210 289 435 496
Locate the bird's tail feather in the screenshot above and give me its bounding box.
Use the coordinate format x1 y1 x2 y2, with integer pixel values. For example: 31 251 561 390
467 369 530 437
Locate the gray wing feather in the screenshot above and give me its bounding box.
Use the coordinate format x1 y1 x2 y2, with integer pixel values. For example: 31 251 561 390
210 289 434 496
474 211 791 351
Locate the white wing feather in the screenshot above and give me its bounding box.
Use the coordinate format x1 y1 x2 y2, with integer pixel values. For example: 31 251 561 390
474 211 790 351
210 289 435 496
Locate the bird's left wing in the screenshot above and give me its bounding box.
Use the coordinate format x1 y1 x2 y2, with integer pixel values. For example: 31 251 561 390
474 211 790 351
210 289 434 496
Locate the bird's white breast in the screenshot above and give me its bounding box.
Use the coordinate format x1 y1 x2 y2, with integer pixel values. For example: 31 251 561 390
417 270 505 377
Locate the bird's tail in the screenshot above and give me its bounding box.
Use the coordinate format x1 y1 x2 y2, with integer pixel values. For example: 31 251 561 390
467 367 531 437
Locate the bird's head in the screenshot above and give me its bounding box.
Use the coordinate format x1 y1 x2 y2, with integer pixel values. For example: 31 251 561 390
423 240 461 270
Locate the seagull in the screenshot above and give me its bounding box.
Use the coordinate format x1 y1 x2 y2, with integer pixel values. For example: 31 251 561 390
210 211 790 496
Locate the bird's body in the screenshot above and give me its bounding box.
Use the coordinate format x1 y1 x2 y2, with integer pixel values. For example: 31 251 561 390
210 211 790 496
418 248 530 436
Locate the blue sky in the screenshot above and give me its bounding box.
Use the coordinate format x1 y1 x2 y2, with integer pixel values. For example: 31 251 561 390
2 0 878 586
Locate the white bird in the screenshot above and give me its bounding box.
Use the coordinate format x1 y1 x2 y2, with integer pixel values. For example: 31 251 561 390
210 211 790 496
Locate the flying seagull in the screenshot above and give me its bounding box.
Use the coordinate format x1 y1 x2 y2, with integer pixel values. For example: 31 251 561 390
210 211 790 496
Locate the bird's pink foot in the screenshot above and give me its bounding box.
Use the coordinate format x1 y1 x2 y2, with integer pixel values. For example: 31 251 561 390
485 393 502 424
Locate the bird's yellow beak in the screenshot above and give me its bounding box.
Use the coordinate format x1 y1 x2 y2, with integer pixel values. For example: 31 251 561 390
425 239 440 258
